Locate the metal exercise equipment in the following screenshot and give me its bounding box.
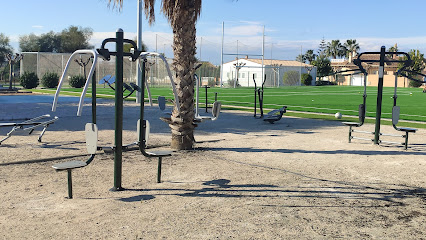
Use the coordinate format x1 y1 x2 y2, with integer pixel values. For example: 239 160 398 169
342 67 368 142
342 46 422 149
253 74 266 118
0 114 59 145
194 65 222 122
138 57 172 183
52 29 173 196
263 106 287 124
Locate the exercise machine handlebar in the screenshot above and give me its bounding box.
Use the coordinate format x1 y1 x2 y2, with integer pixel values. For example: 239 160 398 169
52 49 99 116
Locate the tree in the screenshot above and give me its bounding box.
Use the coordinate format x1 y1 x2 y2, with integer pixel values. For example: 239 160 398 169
38 31 61 52
295 54 306 63
387 44 399 59
400 49 425 87
312 54 332 80
123 38 148 53
60 25 93 53
0 33 13 66
343 39 360 58
304 49 317 64
110 0 201 150
19 33 40 52
325 40 345 59
317 37 327 56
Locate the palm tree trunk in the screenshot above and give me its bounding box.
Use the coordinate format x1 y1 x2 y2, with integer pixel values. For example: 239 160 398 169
169 4 197 150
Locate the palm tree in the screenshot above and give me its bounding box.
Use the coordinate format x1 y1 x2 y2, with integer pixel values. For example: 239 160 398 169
325 40 345 59
343 39 360 59
110 0 201 150
304 49 317 64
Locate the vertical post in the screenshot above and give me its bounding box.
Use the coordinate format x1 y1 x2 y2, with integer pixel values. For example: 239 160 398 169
261 25 265 85
67 170 73 199
112 29 124 191
140 58 146 148
374 46 386 145
205 86 208 113
92 69 97 124
8 59 13 90
136 0 142 104
220 21 224 88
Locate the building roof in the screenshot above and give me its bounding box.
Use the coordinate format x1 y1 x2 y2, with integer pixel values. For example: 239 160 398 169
225 58 313 67
331 54 403 70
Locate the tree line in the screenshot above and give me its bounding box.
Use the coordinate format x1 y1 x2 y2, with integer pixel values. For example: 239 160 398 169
19 25 93 53
298 38 425 84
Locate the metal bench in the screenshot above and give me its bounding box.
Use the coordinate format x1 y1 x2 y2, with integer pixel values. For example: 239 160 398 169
52 123 97 199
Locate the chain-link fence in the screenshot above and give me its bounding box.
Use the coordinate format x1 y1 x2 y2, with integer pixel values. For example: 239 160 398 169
20 52 181 87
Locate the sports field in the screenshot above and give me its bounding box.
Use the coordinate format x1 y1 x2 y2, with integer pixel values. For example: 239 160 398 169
35 85 426 123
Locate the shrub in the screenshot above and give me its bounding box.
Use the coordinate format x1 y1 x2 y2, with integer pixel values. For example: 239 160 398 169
41 72 59 88
283 71 300 86
20 72 39 89
69 75 86 88
301 73 313 86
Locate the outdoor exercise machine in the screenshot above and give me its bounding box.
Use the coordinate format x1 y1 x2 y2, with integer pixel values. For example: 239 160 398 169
252 73 287 123
342 67 368 141
263 106 287 124
387 69 426 149
342 46 421 149
52 29 175 197
253 74 266 118
0 114 59 145
98 74 140 99
194 63 222 122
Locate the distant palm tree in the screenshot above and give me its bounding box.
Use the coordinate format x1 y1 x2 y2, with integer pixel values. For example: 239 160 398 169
110 0 201 150
304 49 317 64
343 39 360 59
325 40 345 59
387 44 399 59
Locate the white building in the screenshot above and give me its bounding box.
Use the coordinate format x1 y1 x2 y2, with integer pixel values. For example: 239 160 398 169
222 57 317 87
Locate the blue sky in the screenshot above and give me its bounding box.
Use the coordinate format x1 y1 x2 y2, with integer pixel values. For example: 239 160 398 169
2 0 426 65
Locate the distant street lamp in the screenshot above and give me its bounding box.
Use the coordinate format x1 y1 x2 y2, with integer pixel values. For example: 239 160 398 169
233 62 246 88
6 53 24 91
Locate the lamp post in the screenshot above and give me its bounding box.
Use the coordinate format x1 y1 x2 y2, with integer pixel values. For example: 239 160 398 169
6 53 23 91
233 62 246 88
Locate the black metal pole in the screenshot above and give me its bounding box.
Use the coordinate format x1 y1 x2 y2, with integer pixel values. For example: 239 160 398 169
8 60 13 91
92 69 97 125
374 46 386 145
140 58 146 149
112 29 124 191
205 86 209 113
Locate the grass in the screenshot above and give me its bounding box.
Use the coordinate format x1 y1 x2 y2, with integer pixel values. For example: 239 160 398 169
30 85 426 127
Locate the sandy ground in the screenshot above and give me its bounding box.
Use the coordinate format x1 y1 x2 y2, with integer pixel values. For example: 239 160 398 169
0 97 425 239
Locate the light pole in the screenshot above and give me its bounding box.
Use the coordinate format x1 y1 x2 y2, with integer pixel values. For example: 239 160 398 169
6 53 23 91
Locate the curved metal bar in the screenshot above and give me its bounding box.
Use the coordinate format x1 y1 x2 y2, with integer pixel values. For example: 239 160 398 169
138 52 181 113
52 50 98 116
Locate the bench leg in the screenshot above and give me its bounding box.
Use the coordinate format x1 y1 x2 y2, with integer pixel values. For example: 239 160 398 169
348 126 353 143
67 169 73 199
157 157 162 183
404 132 409 150
37 125 49 142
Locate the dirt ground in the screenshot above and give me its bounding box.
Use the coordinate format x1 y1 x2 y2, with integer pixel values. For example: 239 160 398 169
0 98 425 239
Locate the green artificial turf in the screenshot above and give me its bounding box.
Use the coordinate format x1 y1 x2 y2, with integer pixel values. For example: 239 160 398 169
31 85 426 124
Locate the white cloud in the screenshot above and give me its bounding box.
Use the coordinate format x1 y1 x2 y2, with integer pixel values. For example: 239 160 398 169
31 25 44 29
